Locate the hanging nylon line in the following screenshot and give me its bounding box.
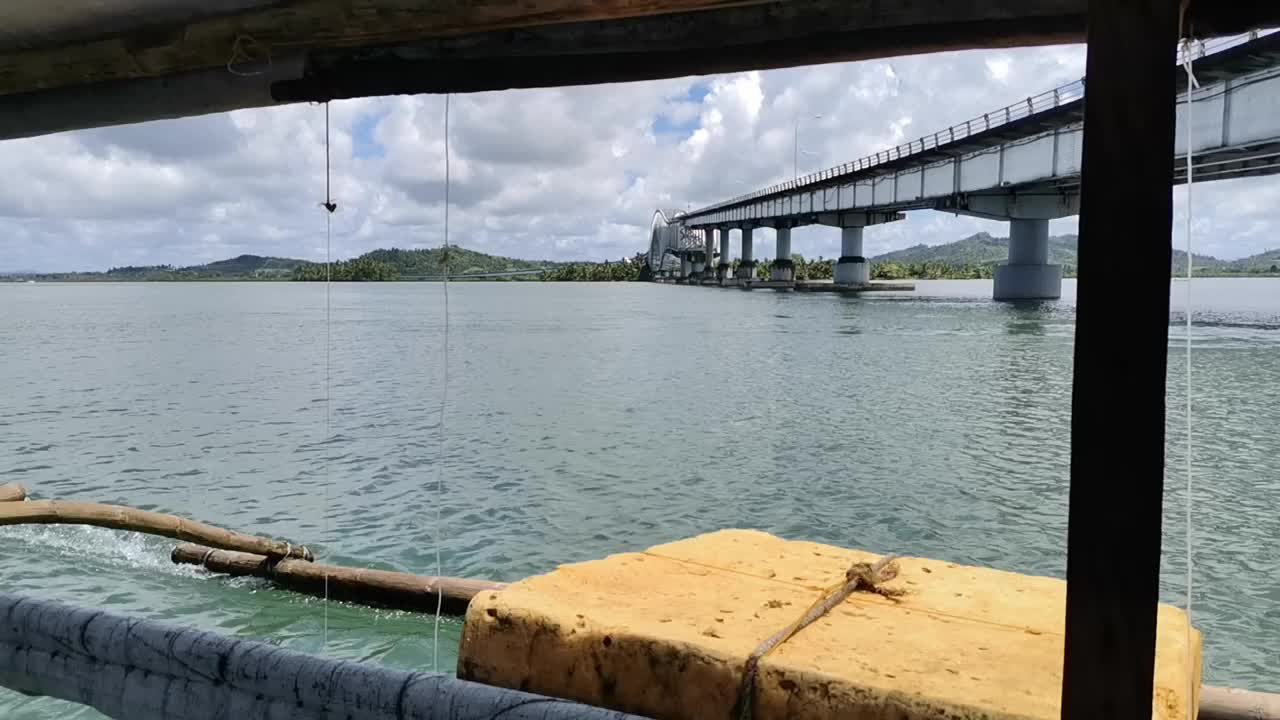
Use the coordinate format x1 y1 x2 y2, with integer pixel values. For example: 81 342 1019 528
432 93 452 672
1183 46 1199 720
322 101 337 651
1179 23 1201 720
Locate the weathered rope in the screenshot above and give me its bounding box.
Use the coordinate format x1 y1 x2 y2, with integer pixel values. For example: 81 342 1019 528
733 555 903 720
225 34 271 77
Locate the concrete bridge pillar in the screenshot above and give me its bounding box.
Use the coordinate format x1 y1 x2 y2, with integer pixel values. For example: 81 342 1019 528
770 226 793 282
816 212 902 285
945 195 1072 300
701 229 715 279
690 236 706 277
834 227 869 285
716 227 732 281
679 257 691 280
736 227 756 280
994 218 1062 300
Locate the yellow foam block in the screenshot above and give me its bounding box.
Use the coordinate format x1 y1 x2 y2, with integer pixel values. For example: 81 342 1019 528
458 529 1199 719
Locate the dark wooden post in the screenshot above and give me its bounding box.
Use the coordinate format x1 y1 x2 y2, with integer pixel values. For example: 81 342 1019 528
1061 1 1179 718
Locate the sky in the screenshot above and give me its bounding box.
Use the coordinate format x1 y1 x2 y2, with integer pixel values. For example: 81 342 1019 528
1 42 1277 272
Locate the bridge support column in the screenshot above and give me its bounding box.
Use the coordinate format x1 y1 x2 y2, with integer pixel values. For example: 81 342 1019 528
817 212 902 284
770 227 793 282
716 227 732 281
690 248 706 278
679 257 691 281
993 218 1062 300
834 227 869 285
701 229 715 280
736 227 756 281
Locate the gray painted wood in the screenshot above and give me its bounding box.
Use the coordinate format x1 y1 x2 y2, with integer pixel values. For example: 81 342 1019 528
0 2 280 53
0 55 304 142
0 592 644 720
1 1 1278 141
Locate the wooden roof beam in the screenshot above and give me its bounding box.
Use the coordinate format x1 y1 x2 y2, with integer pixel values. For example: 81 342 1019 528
4 0 1278 99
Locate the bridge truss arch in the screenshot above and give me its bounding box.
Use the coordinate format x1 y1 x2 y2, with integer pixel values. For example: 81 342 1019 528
648 209 696 273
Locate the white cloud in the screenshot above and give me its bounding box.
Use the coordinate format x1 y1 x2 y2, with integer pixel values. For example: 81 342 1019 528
986 57 1012 82
1 42 1276 271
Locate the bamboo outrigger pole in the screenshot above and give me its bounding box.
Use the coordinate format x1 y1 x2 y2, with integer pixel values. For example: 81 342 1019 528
171 543 505 615
0 500 313 560
0 484 26 502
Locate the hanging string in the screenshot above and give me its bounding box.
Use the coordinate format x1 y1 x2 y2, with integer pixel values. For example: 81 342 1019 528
321 101 338 650
1180 24 1201 720
432 93 452 672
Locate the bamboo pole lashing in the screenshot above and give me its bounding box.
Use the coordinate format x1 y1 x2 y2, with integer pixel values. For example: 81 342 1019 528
0 484 26 502
0 500 313 561
171 543 505 615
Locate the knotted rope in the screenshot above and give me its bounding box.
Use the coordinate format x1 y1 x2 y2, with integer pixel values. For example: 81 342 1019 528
733 555 904 720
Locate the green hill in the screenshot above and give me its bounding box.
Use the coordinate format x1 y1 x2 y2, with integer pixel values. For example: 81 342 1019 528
358 247 552 277
871 232 1083 271
871 232 1034 266
1225 248 1280 274
187 254 305 276
290 246 562 281
870 232 1271 277
88 254 306 280
25 246 634 282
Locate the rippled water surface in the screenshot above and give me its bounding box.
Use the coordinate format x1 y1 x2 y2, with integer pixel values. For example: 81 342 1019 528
3 279 1279 716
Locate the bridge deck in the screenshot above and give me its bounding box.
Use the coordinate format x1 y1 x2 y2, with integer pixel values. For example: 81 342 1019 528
683 32 1280 228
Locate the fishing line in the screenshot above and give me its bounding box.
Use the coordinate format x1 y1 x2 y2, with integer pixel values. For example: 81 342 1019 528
432 93 452 672
1179 27 1201 720
321 101 337 651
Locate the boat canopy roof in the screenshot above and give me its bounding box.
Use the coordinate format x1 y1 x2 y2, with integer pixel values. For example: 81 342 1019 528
1 0 1277 140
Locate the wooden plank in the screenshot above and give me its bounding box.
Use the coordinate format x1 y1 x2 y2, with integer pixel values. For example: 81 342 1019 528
0 591 640 720
171 543 507 615
0 500 314 560
1060 1 1178 718
0 0 1088 98
273 9 1082 101
0 0 781 95
0 54 304 141
3 0 1279 101
0 2 283 54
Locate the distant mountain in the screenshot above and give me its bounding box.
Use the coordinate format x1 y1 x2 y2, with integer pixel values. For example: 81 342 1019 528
357 247 553 277
870 232 1276 276
291 247 651 281
12 247 578 282
76 254 309 280
1170 247 1231 274
870 232 1068 267
1225 248 1280 273
186 254 306 276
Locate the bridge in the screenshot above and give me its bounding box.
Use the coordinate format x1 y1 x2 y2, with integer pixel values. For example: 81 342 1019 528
650 32 1280 299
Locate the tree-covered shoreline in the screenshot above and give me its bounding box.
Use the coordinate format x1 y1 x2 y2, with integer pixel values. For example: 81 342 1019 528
288 247 647 282
8 236 1280 283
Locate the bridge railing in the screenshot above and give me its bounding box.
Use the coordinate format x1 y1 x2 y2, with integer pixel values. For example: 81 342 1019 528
691 78 1085 214
688 30 1271 218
